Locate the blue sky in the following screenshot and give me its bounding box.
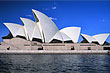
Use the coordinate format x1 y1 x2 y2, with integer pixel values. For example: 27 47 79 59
0 1 110 43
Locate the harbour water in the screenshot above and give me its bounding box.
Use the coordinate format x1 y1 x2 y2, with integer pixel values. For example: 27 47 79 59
0 54 110 73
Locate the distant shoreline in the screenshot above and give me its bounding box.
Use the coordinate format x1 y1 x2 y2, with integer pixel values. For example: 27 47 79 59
0 50 109 54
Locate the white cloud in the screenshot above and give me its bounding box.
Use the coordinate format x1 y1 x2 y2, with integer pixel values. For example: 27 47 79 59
102 19 105 22
52 6 56 10
43 8 50 10
43 7 56 10
49 17 57 20
53 2 57 5
99 19 106 22
26 15 33 17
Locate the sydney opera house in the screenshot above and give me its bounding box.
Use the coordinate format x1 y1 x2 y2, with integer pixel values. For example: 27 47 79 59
0 9 110 51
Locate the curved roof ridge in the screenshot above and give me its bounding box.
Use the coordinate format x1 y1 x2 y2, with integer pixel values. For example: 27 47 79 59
20 17 42 41
60 27 81 43
3 23 26 38
81 34 96 43
60 32 72 41
50 31 63 42
93 33 110 45
32 9 59 43
81 33 110 45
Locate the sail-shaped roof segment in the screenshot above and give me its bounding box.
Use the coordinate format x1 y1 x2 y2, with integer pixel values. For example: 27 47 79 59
50 31 63 41
81 33 110 45
20 18 42 41
3 23 26 38
93 34 109 45
61 32 72 41
50 31 72 42
81 34 96 43
32 24 42 40
60 27 81 43
32 9 59 43
17 26 26 37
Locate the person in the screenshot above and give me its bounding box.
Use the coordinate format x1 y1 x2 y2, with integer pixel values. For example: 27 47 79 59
7 47 10 50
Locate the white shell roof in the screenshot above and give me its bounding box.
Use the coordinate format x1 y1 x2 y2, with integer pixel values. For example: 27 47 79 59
50 31 63 41
81 33 110 45
50 31 71 42
4 23 26 38
32 9 59 43
32 24 42 40
4 9 109 44
61 32 72 41
81 34 96 43
20 18 42 41
93 34 109 45
60 27 81 43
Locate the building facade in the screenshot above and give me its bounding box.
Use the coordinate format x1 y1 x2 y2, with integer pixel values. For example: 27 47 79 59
0 9 110 51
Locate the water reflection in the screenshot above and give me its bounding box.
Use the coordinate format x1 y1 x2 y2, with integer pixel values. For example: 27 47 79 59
0 54 110 73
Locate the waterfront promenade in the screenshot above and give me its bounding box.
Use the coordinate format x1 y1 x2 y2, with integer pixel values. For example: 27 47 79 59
0 50 109 54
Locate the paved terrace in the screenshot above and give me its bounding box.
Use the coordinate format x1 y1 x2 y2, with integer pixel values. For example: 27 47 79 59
0 50 109 54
